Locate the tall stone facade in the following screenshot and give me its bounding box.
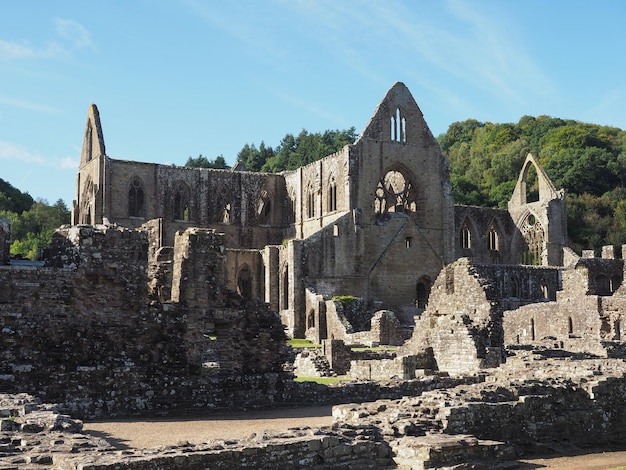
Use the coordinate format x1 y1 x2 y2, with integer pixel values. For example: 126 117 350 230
71 82 567 339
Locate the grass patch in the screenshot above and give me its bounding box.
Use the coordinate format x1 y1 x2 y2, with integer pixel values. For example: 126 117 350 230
294 376 348 385
331 295 357 308
288 338 321 348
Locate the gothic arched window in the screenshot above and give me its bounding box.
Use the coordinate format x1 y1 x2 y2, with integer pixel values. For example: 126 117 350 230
520 213 544 265
173 182 191 221
374 170 417 219
488 225 499 251
128 177 145 218
327 175 337 212
460 220 472 249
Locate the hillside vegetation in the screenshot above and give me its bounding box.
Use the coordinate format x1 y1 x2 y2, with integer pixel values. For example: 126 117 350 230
0 179 70 260
438 116 626 253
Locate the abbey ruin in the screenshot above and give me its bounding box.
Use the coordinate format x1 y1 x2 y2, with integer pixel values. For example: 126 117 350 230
2 82 626 468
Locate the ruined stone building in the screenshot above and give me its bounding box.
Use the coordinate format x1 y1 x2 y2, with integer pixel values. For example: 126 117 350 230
2 80 626 430
71 82 568 342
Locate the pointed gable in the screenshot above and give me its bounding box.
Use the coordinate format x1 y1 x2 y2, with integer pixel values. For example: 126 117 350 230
80 104 106 167
357 82 436 146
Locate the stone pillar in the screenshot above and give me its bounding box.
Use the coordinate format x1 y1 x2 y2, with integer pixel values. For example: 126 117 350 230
263 245 280 311
602 245 615 259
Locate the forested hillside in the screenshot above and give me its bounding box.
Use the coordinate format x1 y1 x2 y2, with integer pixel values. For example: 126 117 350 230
438 116 626 253
0 179 70 260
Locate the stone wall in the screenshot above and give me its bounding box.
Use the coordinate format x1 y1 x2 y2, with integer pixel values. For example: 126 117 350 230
0 225 292 418
454 205 520 264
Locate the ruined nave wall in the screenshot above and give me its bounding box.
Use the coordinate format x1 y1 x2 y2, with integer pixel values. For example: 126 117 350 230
0 225 291 418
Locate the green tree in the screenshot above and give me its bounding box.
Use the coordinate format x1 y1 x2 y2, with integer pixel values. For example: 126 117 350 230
185 154 228 169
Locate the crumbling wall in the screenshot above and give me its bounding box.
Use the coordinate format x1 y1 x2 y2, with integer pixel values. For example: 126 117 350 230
0 225 290 418
400 258 505 375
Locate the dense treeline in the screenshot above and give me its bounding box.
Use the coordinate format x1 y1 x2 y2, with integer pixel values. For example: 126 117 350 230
0 178 70 260
438 116 626 253
236 128 358 172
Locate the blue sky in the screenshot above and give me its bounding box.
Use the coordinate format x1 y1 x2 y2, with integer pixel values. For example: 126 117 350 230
1 1 625 208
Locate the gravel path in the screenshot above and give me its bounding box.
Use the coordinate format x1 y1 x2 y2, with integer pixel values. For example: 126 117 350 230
83 405 333 449
83 406 626 469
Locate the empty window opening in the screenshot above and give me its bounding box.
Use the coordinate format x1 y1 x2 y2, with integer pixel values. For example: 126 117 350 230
488 226 499 250
390 108 407 142
524 163 539 203
221 203 232 224
405 236 413 248
257 193 271 225
531 318 535 341
615 320 622 341
416 277 431 309
541 280 549 299
374 170 418 219
460 222 472 249
568 317 574 335
128 178 144 217
174 183 190 221
328 178 337 212
307 190 315 219
307 311 315 329
237 265 252 299
610 275 622 293
333 224 339 237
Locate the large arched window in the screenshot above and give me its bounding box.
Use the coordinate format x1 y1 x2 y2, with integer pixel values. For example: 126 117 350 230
128 177 145 218
520 212 544 265
374 170 417 219
173 181 191 221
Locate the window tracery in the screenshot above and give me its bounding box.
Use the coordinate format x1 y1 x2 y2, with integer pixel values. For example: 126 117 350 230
374 170 417 219
520 213 544 265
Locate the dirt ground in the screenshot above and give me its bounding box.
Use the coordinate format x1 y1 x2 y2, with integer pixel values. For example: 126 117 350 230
83 406 626 469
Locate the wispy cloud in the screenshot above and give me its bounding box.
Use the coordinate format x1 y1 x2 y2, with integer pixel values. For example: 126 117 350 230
0 40 35 60
0 140 76 169
0 18 94 61
54 18 94 50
